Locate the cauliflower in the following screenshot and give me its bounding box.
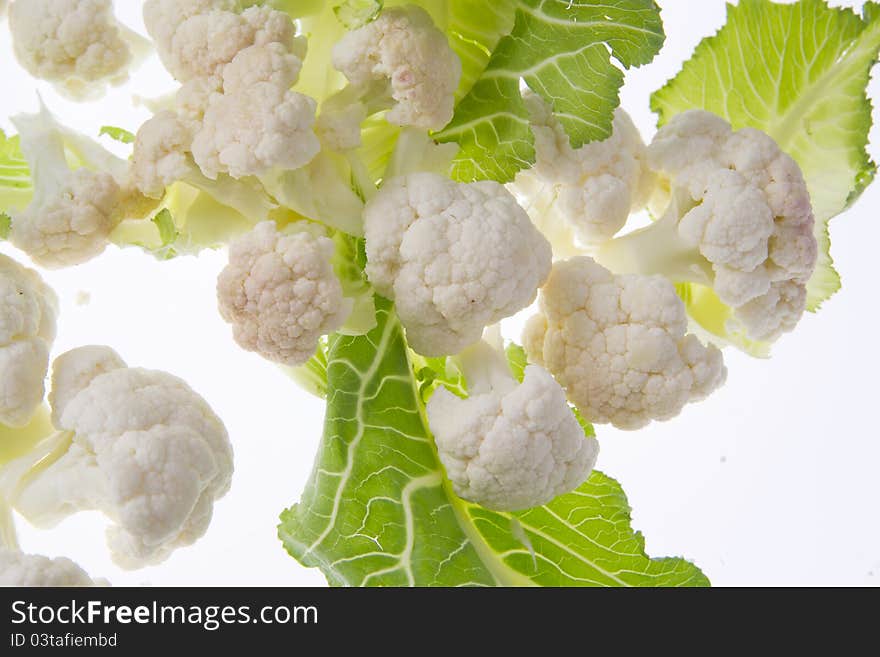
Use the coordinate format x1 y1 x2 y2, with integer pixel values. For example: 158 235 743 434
427 338 598 511
9 104 154 269
0 254 58 427
191 81 319 179
364 172 552 356
8 0 148 100
0 548 102 586
523 257 727 430
597 110 818 347
145 1 298 83
12 346 234 568
131 111 194 199
217 221 352 366
513 95 654 247
331 5 462 131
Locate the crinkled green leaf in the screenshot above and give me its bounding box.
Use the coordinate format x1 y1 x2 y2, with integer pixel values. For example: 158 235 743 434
98 125 135 144
279 299 708 587
436 0 664 183
651 0 880 310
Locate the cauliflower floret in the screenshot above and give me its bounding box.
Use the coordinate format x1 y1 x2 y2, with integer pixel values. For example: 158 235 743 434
222 41 305 94
131 111 194 198
149 2 296 83
217 221 352 366
514 95 654 245
14 347 234 569
597 110 818 345
8 0 145 100
142 0 237 55
11 168 120 269
428 339 598 511
523 257 727 430
192 82 319 179
364 172 552 356
0 254 58 428
332 5 462 131
0 548 102 586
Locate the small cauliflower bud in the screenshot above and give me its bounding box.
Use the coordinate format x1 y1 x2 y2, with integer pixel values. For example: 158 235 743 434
0 548 103 586
0 254 58 428
427 340 598 511
13 346 233 568
131 111 194 199
222 41 304 94
523 257 727 430
364 172 552 356
191 82 320 179
332 5 462 131
597 110 818 351
217 221 353 366
514 95 654 246
8 0 148 100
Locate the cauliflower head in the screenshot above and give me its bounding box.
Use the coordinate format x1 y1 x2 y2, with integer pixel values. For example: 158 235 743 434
364 172 552 356
147 2 296 83
428 359 598 511
0 548 101 586
648 110 818 342
217 221 352 366
11 168 120 269
332 5 462 131
0 254 58 428
523 257 727 430
8 0 141 99
516 95 654 245
14 346 234 569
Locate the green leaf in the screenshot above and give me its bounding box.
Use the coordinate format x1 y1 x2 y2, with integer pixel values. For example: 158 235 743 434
436 0 664 183
98 125 135 144
0 130 33 215
505 342 529 382
334 0 383 28
278 298 708 587
651 0 880 310
0 213 10 240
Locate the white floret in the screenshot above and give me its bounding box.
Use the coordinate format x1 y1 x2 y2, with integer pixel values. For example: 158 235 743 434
648 110 817 341
11 168 120 269
364 172 552 356
427 342 598 511
192 82 319 179
0 548 101 586
217 221 352 366
131 111 194 198
515 95 654 244
0 254 58 427
8 0 145 99
523 257 727 430
14 347 233 569
332 5 462 131
147 2 296 83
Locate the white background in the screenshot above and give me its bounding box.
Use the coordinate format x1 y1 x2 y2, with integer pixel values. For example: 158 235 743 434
1 1 878 587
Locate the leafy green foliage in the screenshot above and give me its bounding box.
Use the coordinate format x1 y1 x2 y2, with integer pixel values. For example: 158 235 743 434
0 130 33 214
279 299 708 587
334 0 383 28
0 213 10 240
436 0 664 183
651 0 880 310
98 125 135 144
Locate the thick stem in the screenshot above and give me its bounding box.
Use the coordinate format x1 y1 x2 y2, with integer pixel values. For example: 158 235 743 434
454 339 516 396
594 206 713 285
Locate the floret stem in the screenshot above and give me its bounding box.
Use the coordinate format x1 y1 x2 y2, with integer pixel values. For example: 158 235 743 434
454 336 517 396
594 205 713 285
